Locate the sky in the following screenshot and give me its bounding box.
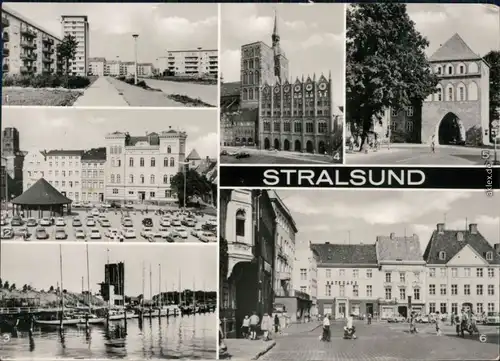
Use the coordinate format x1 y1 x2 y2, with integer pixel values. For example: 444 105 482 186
277 190 500 253
0 244 217 296
406 4 499 57
221 3 345 107
3 3 218 64
1 108 218 158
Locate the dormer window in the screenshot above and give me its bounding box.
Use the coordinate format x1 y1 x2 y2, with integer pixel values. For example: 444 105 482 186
438 251 446 260
486 251 493 261
447 65 454 75
457 232 464 241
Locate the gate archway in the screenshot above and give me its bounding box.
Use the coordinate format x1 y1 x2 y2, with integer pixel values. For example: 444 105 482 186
438 112 465 145
284 139 290 151
264 138 270 150
294 140 301 152
306 140 314 153
274 139 280 150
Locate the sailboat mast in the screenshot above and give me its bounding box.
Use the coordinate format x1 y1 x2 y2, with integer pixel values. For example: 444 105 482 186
86 243 91 313
193 278 196 309
142 262 145 308
107 249 111 310
149 264 152 307
178 269 182 304
59 245 65 320
158 264 162 308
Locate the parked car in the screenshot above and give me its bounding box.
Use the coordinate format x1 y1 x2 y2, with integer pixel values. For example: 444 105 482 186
121 228 136 239
73 202 82 208
220 150 228 156
174 227 188 239
90 229 102 239
16 227 31 240
91 208 100 217
72 218 82 227
110 202 122 209
388 315 406 323
26 218 38 227
235 151 250 159
35 227 49 240
86 218 96 227
199 231 216 243
1 227 14 240
171 219 181 227
160 217 171 227
122 218 134 227
55 217 66 227
140 227 154 239
182 219 196 227
486 312 500 325
191 224 203 237
105 228 119 238
55 228 68 240
11 216 23 226
99 218 111 227
165 234 177 243
158 228 171 238
75 229 86 240
102 203 112 209
142 218 153 227
40 218 52 227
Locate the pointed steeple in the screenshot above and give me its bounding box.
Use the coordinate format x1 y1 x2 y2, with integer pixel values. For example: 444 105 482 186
272 8 280 46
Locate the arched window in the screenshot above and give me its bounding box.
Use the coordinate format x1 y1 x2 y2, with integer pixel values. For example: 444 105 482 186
468 62 479 73
434 84 443 102
457 62 466 75
151 157 156 167
236 209 246 237
129 157 134 167
129 174 134 184
116 174 121 184
446 84 454 101
140 174 145 184
169 174 173 183
446 64 454 75
140 157 144 167
167 146 171 154
438 251 446 260
468 82 478 101
110 174 115 183
150 175 155 184
457 83 466 101
163 175 168 184
242 88 248 100
248 71 253 85
255 71 260 84
434 65 442 75
486 251 493 261
164 157 168 167
170 157 175 167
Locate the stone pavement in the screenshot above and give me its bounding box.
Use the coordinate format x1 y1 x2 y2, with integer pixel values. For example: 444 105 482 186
143 78 217 106
224 339 276 360
259 321 500 361
223 146 337 164
105 77 184 107
72 76 128 107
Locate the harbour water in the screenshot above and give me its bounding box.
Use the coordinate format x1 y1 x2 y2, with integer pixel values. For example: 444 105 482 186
0 313 216 359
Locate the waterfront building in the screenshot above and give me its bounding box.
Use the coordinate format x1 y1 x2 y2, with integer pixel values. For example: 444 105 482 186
423 223 500 316
157 48 218 77
103 129 187 203
219 189 276 338
81 147 106 203
61 15 89 76
2 5 62 76
313 243 383 319
88 57 106 76
376 233 426 318
44 150 83 201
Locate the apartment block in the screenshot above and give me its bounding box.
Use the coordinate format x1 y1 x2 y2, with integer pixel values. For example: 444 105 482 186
2 6 61 76
157 48 217 77
61 15 89 76
107 60 125 77
88 57 106 76
137 63 153 77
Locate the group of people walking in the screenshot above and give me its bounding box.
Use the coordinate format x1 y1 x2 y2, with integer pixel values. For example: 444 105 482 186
241 312 280 341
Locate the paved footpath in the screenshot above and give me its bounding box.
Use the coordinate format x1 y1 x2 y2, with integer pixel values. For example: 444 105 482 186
72 76 128 107
259 321 500 361
221 146 339 164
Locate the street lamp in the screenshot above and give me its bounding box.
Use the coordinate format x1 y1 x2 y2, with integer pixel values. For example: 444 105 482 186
179 161 189 209
132 34 139 85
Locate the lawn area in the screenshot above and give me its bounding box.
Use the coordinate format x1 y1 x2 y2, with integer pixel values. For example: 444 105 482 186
2 87 83 106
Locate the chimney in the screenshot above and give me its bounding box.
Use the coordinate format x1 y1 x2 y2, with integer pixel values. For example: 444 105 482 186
325 242 330 244
437 223 445 233
494 243 500 255
413 233 419 242
390 232 395 240
469 223 478 234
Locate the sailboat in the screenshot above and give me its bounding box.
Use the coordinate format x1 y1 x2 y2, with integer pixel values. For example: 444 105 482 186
105 250 126 348
78 244 105 325
35 246 82 326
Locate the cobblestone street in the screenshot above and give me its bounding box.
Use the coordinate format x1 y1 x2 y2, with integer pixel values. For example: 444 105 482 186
258 321 500 361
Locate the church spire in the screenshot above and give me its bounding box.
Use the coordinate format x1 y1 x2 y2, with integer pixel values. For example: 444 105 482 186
272 8 280 45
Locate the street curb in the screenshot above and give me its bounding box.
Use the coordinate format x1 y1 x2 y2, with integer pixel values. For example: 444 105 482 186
252 341 276 360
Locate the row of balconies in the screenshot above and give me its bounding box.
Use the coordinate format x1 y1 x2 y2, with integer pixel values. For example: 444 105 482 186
3 47 9 57
20 26 37 38
2 16 10 27
43 47 54 55
20 52 37 61
3 32 9 42
42 36 54 45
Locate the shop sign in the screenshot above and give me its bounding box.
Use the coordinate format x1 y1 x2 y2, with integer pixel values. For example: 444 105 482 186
334 280 358 285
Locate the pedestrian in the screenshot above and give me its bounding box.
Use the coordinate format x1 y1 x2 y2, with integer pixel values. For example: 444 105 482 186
249 311 260 340
367 313 372 325
451 312 455 326
321 314 331 342
274 314 280 334
241 315 250 339
261 313 272 341
435 311 442 336
410 312 418 334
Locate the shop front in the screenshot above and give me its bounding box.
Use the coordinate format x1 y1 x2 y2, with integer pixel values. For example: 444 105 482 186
349 299 380 318
275 290 312 323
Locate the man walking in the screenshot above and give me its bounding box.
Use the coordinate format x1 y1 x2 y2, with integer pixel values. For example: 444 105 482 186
321 314 331 342
249 311 260 340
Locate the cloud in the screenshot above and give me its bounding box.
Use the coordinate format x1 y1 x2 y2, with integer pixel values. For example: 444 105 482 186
410 11 448 27
286 191 471 226
187 132 217 159
300 224 331 232
184 125 201 133
156 16 217 39
298 32 344 49
220 49 241 82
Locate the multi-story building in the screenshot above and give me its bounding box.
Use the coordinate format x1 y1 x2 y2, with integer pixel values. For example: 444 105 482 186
61 15 89 76
2 127 20 156
104 129 187 203
88 57 106 76
81 147 106 203
22 150 47 191
2 127 25 200
121 61 135 77
313 243 383 319
185 149 202 169
269 190 297 298
107 60 124 77
293 243 319 317
219 189 276 338
44 150 83 201
157 48 218 77
376 233 426 319
137 63 153 77
2 6 61 76
423 223 500 317
376 34 491 146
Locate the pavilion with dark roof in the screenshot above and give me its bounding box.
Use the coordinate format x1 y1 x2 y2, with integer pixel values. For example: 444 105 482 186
11 178 73 217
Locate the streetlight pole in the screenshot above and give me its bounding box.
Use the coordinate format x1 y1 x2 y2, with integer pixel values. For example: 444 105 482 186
132 34 139 85
180 162 189 209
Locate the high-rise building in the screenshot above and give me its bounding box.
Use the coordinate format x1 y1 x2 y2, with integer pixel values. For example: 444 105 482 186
157 48 218 77
2 127 20 156
2 6 62 76
61 15 89 76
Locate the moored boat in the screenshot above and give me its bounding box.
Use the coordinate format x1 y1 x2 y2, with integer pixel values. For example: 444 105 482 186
35 318 81 326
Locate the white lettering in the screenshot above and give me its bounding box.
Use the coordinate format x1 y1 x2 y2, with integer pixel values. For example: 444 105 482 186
368 169 385 186
334 169 349 185
387 170 404 185
298 170 315 185
281 169 296 185
350 170 366 186
316 170 334 185
408 170 426 185
263 169 279 186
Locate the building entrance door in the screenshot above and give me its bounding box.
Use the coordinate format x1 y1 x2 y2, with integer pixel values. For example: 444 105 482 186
138 191 146 201
338 302 346 318
99 193 104 202
366 303 373 316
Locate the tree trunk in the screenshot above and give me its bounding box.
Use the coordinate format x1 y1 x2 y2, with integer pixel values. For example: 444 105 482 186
359 114 372 153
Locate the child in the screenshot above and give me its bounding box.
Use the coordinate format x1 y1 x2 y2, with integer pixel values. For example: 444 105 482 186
435 311 442 336
241 315 250 339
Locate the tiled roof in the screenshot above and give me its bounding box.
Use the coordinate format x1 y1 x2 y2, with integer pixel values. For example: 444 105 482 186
186 149 201 160
45 149 84 156
221 82 240 97
376 235 423 262
310 243 378 265
423 225 500 265
429 33 481 62
82 147 106 160
12 178 72 206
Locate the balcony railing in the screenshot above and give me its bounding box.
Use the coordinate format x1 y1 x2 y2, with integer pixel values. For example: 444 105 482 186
3 64 9 72
20 26 37 37
42 47 54 54
42 36 54 45
42 57 54 64
2 32 9 42
2 17 9 28
20 66 34 74
3 48 9 57
20 40 36 49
